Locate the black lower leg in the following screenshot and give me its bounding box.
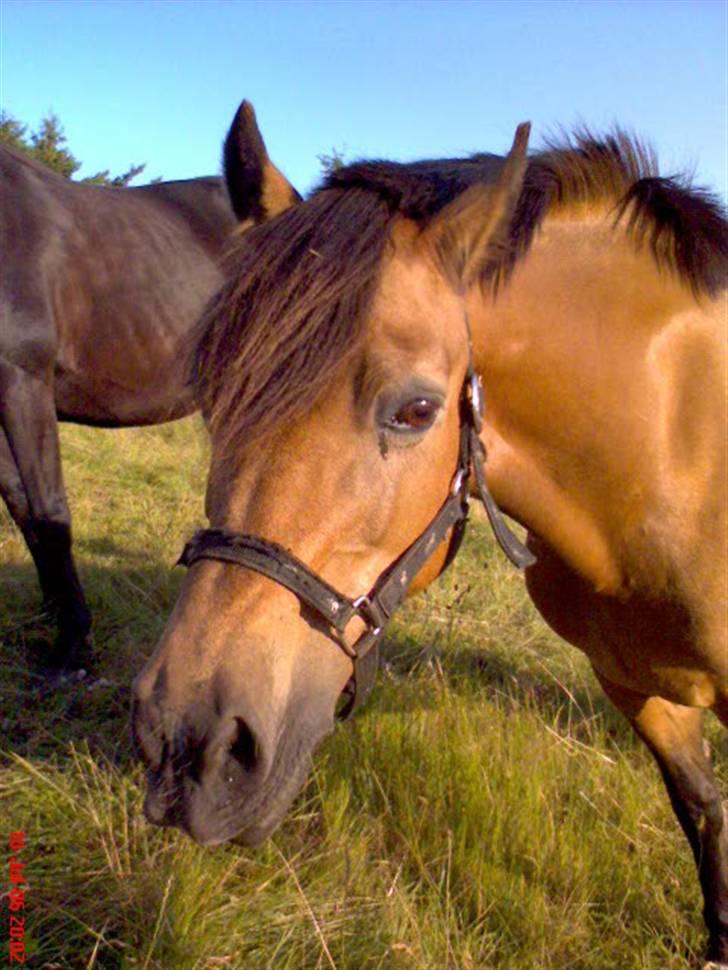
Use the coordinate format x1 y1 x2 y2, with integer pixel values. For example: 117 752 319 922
595 681 728 965
22 518 92 670
0 360 93 671
660 763 728 963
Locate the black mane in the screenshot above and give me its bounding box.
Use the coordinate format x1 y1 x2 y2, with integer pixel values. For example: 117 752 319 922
324 129 728 297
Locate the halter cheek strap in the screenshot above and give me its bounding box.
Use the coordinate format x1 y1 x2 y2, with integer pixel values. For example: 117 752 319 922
178 366 534 719
465 371 535 572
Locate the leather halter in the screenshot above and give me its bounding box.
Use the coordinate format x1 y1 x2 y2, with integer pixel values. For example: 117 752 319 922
178 364 535 719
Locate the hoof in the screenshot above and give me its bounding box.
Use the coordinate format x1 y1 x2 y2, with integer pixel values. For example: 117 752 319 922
47 629 94 674
34 630 95 689
40 665 89 692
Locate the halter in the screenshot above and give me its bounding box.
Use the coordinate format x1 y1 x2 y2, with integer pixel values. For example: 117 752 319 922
178 357 535 719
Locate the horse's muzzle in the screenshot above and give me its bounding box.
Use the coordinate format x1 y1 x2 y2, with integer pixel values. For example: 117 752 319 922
131 683 333 846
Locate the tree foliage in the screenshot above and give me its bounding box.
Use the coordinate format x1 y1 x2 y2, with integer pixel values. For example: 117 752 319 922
0 110 149 186
317 146 347 175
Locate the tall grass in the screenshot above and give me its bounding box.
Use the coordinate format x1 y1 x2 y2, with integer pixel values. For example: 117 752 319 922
0 418 723 968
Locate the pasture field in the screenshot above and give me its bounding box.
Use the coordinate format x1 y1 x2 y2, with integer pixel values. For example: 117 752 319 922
0 418 724 969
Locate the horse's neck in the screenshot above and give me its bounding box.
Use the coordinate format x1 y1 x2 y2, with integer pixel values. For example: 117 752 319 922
470 212 725 596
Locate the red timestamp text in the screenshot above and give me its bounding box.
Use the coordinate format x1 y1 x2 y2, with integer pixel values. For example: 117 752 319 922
7 832 26 964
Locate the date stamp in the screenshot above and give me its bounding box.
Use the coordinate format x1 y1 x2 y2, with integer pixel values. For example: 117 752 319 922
7 832 26 964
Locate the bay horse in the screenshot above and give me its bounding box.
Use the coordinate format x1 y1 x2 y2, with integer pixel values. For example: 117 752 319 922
132 126 727 964
0 100 298 671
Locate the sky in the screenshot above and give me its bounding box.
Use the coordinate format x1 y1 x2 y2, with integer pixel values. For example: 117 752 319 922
0 0 726 199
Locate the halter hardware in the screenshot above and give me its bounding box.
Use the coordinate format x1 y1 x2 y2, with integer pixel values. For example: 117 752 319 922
178 360 535 719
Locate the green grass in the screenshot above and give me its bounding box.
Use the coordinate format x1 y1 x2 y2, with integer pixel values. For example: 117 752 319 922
0 418 724 968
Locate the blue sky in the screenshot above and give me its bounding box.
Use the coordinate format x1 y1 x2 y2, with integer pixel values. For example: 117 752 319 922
1 0 726 198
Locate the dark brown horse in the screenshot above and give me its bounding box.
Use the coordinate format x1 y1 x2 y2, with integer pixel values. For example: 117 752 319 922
132 127 727 965
0 101 298 671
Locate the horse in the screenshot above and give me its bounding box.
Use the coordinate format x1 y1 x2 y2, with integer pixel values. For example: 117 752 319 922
131 125 727 964
0 100 299 672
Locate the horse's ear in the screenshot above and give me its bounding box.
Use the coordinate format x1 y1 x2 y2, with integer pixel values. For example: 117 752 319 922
223 100 302 224
424 122 530 291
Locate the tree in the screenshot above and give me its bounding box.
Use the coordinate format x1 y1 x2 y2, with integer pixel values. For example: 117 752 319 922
317 146 347 175
81 162 147 187
28 114 80 178
0 110 149 185
0 113 28 153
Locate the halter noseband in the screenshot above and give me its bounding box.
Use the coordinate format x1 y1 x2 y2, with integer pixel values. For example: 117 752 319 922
178 362 534 719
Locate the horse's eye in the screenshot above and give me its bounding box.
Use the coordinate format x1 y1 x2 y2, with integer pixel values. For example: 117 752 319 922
388 398 440 432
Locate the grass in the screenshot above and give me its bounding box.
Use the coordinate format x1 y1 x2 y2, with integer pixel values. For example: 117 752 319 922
0 417 724 969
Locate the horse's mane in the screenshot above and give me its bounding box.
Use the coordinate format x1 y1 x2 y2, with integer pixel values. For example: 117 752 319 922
193 185 394 458
496 128 727 297
193 129 727 456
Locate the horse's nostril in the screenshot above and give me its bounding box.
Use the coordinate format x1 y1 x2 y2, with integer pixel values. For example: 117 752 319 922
229 717 260 773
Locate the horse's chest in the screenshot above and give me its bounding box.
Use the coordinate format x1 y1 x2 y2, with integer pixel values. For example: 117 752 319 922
525 542 726 707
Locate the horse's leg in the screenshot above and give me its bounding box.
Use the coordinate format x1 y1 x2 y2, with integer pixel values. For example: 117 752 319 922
596 675 728 965
0 365 91 670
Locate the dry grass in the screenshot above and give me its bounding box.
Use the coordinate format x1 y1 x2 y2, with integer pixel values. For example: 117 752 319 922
0 417 724 968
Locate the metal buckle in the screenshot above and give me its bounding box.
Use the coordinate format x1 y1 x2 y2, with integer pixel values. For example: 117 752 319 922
467 371 484 433
450 467 468 497
352 595 384 636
